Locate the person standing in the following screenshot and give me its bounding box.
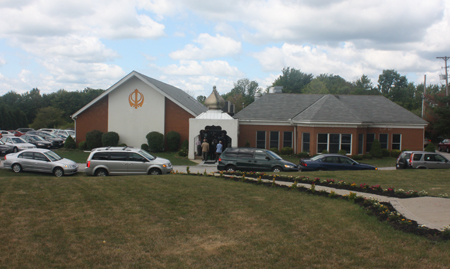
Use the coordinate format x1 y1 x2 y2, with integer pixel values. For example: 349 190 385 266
201 139 210 161
215 141 223 162
196 139 202 156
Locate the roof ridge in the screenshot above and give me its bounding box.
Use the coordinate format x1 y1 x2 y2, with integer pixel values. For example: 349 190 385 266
331 95 362 122
291 94 328 120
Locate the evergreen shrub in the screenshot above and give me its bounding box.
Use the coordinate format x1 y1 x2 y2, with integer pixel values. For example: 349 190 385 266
166 131 181 151
338 150 347 155
78 141 87 150
280 147 293 155
141 144 149 152
146 132 164 152
369 139 383 158
86 130 103 149
391 149 401 158
425 143 436 152
381 149 391 157
351 155 363 160
64 135 76 149
297 151 310 158
270 148 279 154
101 131 119 147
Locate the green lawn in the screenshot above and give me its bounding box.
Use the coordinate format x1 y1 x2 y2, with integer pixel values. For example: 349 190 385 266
0 173 449 268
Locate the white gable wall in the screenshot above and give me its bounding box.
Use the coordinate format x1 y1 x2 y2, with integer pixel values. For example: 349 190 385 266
108 76 165 147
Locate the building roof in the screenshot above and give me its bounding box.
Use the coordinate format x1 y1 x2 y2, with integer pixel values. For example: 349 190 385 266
234 93 428 126
72 71 207 118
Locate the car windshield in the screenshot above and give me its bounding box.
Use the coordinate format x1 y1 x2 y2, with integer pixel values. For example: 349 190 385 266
31 135 45 141
11 137 26 143
266 150 282 160
44 133 56 138
139 150 155 160
44 151 62 161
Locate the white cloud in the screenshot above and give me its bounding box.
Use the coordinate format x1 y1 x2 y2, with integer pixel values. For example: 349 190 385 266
170 34 241 60
161 60 243 77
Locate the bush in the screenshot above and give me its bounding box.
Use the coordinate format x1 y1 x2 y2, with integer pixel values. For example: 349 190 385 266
178 148 188 157
351 155 363 160
297 151 310 158
181 139 188 150
362 153 373 159
141 143 149 152
118 143 127 147
280 147 293 155
369 139 383 158
166 131 181 151
146 132 164 152
78 141 87 150
64 135 76 149
425 143 436 152
321 150 329 154
86 130 103 149
101 131 119 147
270 148 279 154
244 141 251 147
391 149 401 158
338 149 347 155
381 148 391 157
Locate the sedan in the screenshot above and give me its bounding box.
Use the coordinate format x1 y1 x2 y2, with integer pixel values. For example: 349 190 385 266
0 136 36 152
299 154 377 171
0 140 14 156
3 149 78 177
21 134 53 149
438 139 450 153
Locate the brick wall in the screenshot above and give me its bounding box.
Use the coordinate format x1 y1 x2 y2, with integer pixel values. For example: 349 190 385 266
164 97 195 149
75 96 108 145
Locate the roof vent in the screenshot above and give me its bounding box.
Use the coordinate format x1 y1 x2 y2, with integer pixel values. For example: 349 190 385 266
268 86 283 93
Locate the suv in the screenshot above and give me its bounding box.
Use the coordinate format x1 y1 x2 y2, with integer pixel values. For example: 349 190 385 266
396 151 413 169
85 147 173 176
217 148 298 172
408 151 450 169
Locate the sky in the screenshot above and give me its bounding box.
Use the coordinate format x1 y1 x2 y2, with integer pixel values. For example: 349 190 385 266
0 0 449 98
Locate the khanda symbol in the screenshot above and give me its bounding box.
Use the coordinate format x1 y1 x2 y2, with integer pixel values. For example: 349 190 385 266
129 89 144 109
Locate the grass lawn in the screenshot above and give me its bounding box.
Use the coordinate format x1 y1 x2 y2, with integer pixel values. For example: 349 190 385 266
0 173 449 268
52 148 197 166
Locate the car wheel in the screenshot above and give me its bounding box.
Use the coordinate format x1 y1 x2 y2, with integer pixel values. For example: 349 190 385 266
149 168 162 175
53 167 64 177
272 166 282 172
12 163 22 173
226 165 237 172
95 169 108 176
13 147 18 153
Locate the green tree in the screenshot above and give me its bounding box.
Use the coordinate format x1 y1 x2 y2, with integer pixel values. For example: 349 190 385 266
30 107 67 129
352 75 375 94
272 67 313 94
197 95 206 104
303 79 329 94
222 78 260 112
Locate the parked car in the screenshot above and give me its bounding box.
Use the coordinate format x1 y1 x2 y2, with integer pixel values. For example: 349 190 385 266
10 130 25 137
396 151 413 169
85 147 173 176
0 140 14 156
217 148 298 172
38 128 59 134
0 130 15 138
299 154 377 171
28 131 64 148
21 134 53 149
0 136 36 152
438 139 450 153
56 130 75 139
409 151 450 169
3 149 78 177
16 128 35 133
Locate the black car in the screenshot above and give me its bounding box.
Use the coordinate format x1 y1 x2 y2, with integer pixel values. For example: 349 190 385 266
396 151 413 169
217 148 298 172
0 140 14 156
21 134 53 149
299 154 377 171
28 131 64 148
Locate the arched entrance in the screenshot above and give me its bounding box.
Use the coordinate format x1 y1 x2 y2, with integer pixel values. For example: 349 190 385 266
199 125 231 161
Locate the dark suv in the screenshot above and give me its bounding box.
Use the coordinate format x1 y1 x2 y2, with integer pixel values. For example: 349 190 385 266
217 148 298 172
396 151 413 169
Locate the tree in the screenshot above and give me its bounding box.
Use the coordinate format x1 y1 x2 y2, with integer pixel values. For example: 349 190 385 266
222 78 260 112
352 75 375 94
272 67 313 93
197 95 206 104
30 107 67 129
302 79 329 94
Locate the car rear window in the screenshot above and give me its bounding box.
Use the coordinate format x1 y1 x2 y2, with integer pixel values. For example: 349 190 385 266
92 152 109 160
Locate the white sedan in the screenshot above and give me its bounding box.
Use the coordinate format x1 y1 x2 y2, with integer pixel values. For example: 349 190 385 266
0 136 36 152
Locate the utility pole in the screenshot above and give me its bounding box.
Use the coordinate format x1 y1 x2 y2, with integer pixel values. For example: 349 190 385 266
422 75 426 118
436 56 449 96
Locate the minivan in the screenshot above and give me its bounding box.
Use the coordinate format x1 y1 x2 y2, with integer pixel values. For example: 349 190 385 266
85 147 173 176
408 151 450 169
217 148 298 172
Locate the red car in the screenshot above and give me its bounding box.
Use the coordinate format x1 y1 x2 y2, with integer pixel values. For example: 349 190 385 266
438 139 450 153
9 130 24 137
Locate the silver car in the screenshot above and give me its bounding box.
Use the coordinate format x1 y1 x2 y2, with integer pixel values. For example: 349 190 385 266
409 151 450 169
1 136 36 152
3 149 79 177
85 147 173 176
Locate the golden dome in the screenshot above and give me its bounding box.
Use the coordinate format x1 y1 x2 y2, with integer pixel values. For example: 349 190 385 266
204 86 225 110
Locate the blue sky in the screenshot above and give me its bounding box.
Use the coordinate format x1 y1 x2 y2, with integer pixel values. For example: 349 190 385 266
0 0 449 98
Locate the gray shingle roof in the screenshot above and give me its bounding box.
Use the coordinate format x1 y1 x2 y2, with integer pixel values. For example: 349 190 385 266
234 93 428 125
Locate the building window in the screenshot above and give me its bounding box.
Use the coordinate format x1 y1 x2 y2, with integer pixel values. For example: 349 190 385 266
270 131 279 149
318 133 352 154
283 132 293 148
366 133 375 152
358 134 364 155
302 133 310 152
392 134 401 150
379 134 388 149
256 131 266 149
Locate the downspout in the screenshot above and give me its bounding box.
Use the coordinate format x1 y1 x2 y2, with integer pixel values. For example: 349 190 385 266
290 119 297 154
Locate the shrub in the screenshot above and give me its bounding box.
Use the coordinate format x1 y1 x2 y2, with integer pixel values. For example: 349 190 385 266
178 148 188 157
362 153 373 159
141 143 149 152
270 147 279 154
381 148 391 157
181 139 188 150
146 131 164 152
338 149 346 155
101 131 119 147
86 130 103 149
64 135 76 149
351 155 363 160
321 150 329 154
244 141 251 147
166 131 181 151
369 139 382 158
391 149 401 158
78 141 87 150
280 147 293 155
118 143 127 147
425 143 436 152
297 151 310 158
